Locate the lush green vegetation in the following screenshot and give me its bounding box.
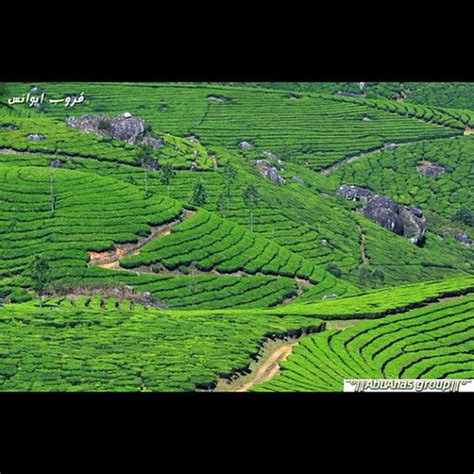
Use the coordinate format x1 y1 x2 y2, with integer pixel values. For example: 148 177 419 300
1 82 473 392
332 135 474 240
255 293 474 391
0 297 324 391
4 83 464 171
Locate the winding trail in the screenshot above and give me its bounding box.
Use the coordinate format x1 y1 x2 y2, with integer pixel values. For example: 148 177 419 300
234 344 295 392
88 209 194 270
357 224 369 265
213 340 297 392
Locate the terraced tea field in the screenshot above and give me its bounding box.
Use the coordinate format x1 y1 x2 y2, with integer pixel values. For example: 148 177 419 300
0 81 473 392
255 293 474 391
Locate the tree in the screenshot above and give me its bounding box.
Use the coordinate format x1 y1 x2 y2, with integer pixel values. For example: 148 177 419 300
242 183 260 232
135 145 157 195
216 191 227 216
160 161 176 197
190 178 207 207
453 207 474 227
358 266 385 288
28 255 51 307
0 83 7 97
221 160 238 217
325 263 342 278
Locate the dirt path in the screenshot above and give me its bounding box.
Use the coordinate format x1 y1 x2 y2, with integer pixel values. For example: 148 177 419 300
235 344 295 392
88 209 194 270
320 144 400 176
464 128 474 135
214 339 297 392
357 224 369 265
319 134 461 176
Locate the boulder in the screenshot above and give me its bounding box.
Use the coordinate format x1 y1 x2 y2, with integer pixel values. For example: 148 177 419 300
27 133 44 141
338 185 426 244
337 184 374 203
50 159 63 168
109 113 145 143
252 160 285 185
292 176 304 185
238 141 252 150
416 160 445 178
262 151 277 160
140 135 163 149
0 124 18 131
453 231 474 248
66 113 146 144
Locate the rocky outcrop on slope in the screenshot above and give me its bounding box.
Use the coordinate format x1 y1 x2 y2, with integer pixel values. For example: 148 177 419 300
238 141 252 150
337 185 426 244
27 133 44 141
66 113 162 148
252 160 285 185
453 231 474 248
416 160 445 178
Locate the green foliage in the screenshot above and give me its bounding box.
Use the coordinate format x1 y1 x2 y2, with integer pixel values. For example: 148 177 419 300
255 292 474 391
358 266 385 288
27 255 51 305
242 182 260 232
97 118 111 130
0 82 472 392
189 178 207 207
453 207 474 227
325 263 342 278
160 161 176 196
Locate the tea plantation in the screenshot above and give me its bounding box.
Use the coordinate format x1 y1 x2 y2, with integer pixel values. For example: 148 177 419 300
0 81 473 391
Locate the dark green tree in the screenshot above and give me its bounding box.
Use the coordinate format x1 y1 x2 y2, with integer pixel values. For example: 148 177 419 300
160 161 176 197
358 266 385 288
0 83 7 97
135 145 157 195
28 255 51 307
453 207 474 227
325 263 342 278
190 178 207 207
216 191 227 216
242 183 260 232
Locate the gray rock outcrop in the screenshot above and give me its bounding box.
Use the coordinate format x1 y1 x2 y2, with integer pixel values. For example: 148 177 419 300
27 133 44 141
262 151 277 160
453 231 474 248
66 113 157 145
238 141 252 150
416 160 445 178
338 185 426 244
337 185 374 204
50 159 63 168
252 160 285 185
